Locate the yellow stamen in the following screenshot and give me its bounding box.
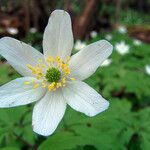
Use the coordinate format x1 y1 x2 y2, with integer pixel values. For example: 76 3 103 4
32 79 35 83
70 77 75 81
56 82 62 88
41 64 45 68
62 77 66 83
42 81 47 88
25 55 75 92
56 56 60 62
48 82 56 91
33 84 39 89
24 81 30 85
38 59 42 63
26 64 34 70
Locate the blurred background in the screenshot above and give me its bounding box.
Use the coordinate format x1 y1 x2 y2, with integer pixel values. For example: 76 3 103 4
0 0 150 150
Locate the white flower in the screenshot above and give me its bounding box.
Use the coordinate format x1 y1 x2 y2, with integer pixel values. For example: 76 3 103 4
115 41 129 55
133 39 142 46
0 10 113 136
6 27 18 35
118 26 127 34
145 65 150 75
101 59 112 67
30 28 37 33
105 34 112 41
74 40 86 51
90 31 98 38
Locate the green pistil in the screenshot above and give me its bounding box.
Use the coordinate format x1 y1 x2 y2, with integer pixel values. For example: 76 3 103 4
45 67 61 83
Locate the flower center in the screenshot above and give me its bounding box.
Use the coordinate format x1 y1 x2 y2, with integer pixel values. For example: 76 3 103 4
25 55 75 92
45 67 61 83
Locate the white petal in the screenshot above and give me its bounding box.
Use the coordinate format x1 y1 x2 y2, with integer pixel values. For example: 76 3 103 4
32 90 66 136
0 37 45 76
62 81 109 117
43 10 73 60
145 65 150 75
69 40 113 80
0 77 46 108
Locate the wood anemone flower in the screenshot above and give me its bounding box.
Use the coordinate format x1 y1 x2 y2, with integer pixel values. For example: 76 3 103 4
0 10 113 136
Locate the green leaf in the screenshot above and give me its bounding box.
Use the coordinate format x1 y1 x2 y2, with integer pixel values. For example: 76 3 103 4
39 132 89 150
0 147 19 150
